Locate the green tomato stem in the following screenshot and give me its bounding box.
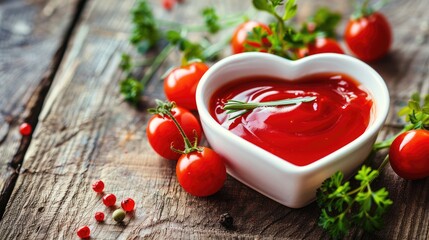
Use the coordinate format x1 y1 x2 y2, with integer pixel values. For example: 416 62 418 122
149 100 200 154
372 123 416 151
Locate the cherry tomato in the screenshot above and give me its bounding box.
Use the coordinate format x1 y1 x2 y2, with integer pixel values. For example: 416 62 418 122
231 21 272 54
297 37 344 58
389 129 429 180
162 0 176 11
164 62 209 110
345 12 392 62
176 147 227 197
147 106 202 160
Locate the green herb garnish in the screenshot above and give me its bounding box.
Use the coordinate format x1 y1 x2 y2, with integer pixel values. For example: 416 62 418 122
246 1 341 59
317 164 393 239
373 93 429 151
223 96 316 120
203 7 221 34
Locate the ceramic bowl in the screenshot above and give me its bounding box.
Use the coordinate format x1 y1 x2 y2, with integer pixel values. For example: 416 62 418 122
196 52 389 208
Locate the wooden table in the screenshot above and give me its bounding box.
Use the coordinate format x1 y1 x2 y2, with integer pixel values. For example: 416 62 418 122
0 0 428 239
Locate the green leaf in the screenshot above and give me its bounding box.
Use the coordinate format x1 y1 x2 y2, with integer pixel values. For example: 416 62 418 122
317 165 392 239
373 188 393 208
355 165 379 186
309 7 341 38
165 30 205 63
120 53 133 72
409 110 419 124
252 0 274 13
422 106 429 114
166 30 182 44
355 191 372 212
270 0 284 6
318 211 349 239
411 92 421 102
202 7 221 34
130 0 159 48
397 106 411 117
424 94 429 105
120 78 143 104
282 0 297 21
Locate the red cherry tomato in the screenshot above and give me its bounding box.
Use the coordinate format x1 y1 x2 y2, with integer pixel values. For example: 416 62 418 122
176 147 227 197
389 130 429 180
147 106 202 160
231 21 272 54
162 0 176 11
297 37 344 58
164 62 209 110
345 12 392 62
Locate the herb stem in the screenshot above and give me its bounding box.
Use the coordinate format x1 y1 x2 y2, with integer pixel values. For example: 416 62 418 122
157 16 244 32
223 96 316 120
378 154 390 172
140 43 174 88
202 36 232 60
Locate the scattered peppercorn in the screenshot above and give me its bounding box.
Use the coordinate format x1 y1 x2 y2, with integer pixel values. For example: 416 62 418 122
102 193 116 207
92 180 104 193
76 225 90 239
121 197 135 212
95 211 105 222
19 123 32 136
113 209 126 222
219 212 234 229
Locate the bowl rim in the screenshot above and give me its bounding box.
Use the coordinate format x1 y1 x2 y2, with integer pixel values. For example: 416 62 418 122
196 52 390 174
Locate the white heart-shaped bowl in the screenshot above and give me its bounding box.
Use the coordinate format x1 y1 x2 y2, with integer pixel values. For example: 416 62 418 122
196 52 389 208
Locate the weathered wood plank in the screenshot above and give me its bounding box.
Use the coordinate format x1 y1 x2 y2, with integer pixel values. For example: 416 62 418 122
0 0 83 217
0 0 428 239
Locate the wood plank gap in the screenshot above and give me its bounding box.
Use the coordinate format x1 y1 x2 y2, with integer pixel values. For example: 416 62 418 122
0 0 88 220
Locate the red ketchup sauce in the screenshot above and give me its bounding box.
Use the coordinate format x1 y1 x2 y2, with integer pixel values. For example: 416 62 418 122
210 73 373 166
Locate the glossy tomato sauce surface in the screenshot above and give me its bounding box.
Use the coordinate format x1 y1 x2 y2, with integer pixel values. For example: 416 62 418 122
210 73 373 166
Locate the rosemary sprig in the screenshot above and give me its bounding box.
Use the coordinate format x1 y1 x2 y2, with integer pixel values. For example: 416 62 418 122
223 96 316 120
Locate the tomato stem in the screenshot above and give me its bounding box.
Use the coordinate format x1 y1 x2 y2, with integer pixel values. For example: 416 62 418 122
373 123 416 151
148 100 200 154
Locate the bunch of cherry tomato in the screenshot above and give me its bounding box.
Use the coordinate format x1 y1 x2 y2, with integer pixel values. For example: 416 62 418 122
147 99 226 197
231 9 392 62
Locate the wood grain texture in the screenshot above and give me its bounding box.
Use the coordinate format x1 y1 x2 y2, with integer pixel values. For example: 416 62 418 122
0 0 428 239
0 0 81 217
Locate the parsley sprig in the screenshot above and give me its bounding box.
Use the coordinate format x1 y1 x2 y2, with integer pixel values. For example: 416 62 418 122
129 0 160 53
246 0 341 59
317 163 393 239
